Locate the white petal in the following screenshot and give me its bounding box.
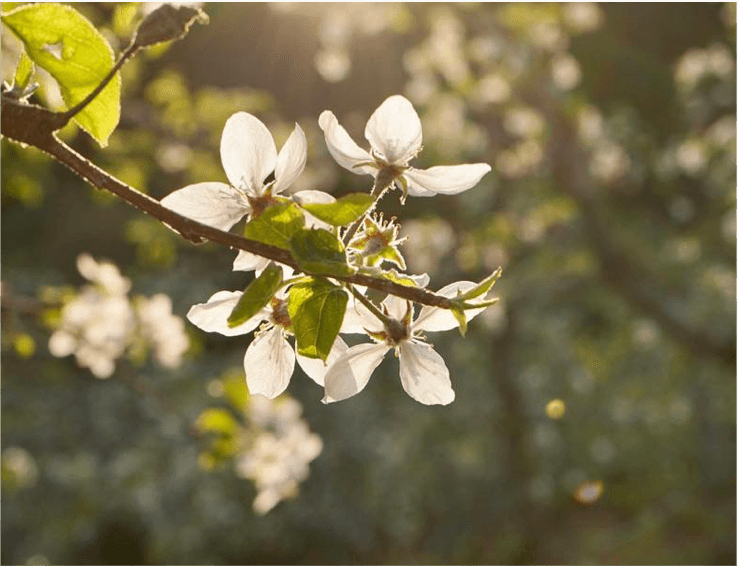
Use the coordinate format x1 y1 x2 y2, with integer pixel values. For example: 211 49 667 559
187 290 266 336
365 95 422 165
398 340 455 405
244 327 295 398
404 163 491 196
414 281 489 333
273 123 307 194
291 190 336 229
220 112 277 194
318 110 374 174
339 294 384 334
232 250 272 273
296 335 349 386
382 294 412 322
322 342 389 403
48 331 76 357
161 182 249 231
232 251 294 279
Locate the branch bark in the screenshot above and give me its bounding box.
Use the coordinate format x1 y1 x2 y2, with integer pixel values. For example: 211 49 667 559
1 95 458 310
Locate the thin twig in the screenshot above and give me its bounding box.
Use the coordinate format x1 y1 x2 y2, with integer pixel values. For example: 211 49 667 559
1 112 456 309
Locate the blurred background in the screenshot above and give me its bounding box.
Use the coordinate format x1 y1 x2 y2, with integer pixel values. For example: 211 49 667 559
2 2 736 564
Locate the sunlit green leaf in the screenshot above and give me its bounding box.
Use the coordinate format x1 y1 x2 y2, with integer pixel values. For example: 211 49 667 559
12 51 34 90
457 267 503 301
450 305 468 337
299 192 374 226
288 278 348 361
2 3 121 146
227 263 282 328
290 228 355 277
242 201 305 249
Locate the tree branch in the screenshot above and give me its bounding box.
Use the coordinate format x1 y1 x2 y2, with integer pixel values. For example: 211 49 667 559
1 95 458 310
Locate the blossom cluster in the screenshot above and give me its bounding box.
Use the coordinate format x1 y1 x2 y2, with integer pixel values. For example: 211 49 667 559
48 254 189 378
164 95 498 405
235 396 323 515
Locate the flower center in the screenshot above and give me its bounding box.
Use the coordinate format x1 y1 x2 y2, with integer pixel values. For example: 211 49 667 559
248 192 278 219
270 298 292 329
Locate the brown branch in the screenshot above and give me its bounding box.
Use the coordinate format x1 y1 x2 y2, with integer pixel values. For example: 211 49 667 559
1 95 457 310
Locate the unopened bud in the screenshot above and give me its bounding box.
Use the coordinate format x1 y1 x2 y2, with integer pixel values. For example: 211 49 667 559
132 4 208 49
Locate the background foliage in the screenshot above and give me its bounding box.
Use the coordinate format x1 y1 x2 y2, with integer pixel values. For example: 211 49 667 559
2 3 735 564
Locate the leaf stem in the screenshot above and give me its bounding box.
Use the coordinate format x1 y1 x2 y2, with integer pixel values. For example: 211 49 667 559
342 179 391 245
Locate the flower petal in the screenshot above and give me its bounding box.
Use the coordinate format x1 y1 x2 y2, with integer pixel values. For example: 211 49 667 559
273 123 307 194
398 340 455 405
318 110 374 174
365 95 422 165
404 163 491 196
322 342 389 403
244 327 295 398
382 294 412 322
187 290 266 336
413 281 489 333
220 112 277 194
296 335 349 386
232 250 271 273
340 293 384 334
232 251 294 279
161 182 249 231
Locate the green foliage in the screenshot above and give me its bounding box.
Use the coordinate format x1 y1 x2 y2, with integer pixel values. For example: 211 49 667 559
289 228 355 277
458 267 503 301
242 201 305 249
227 263 282 328
196 408 238 436
12 51 34 91
2 3 121 146
299 192 374 226
288 278 348 361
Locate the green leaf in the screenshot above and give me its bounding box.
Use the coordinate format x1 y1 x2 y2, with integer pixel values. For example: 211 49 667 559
450 305 468 337
195 408 238 436
300 193 374 226
13 51 34 90
377 268 421 287
290 228 356 277
2 3 121 146
288 278 348 361
227 263 282 328
243 201 305 249
457 267 503 301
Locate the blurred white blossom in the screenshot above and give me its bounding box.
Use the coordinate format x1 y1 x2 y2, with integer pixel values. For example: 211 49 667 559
236 396 323 514
135 294 189 368
48 255 189 378
563 2 603 34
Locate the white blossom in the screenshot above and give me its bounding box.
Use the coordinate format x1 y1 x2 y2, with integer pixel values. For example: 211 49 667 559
186 289 348 398
134 294 189 368
48 255 135 378
319 94 491 199
236 396 322 514
161 112 307 231
48 255 190 378
324 281 490 405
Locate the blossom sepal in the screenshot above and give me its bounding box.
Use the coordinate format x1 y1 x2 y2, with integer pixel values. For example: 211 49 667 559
455 267 503 301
